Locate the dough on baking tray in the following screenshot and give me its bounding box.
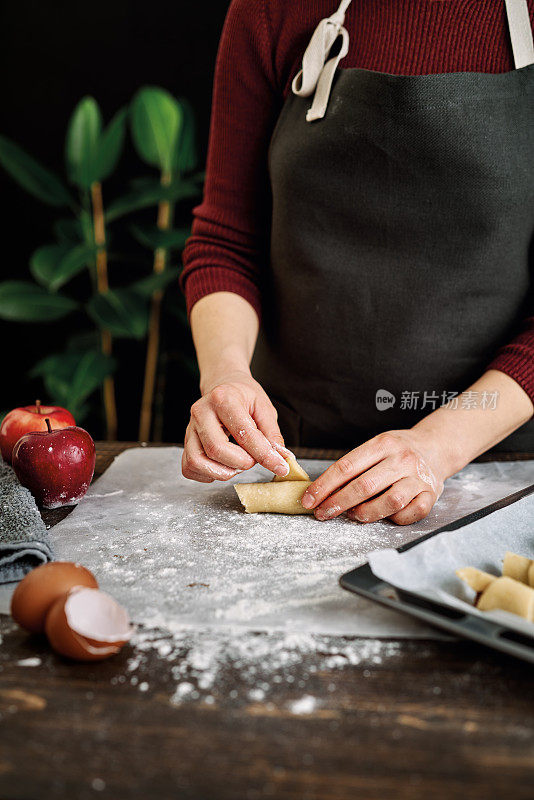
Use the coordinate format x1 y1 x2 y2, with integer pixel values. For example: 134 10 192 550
456 564 534 622
456 567 495 593
502 551 534 587
235 452 313 514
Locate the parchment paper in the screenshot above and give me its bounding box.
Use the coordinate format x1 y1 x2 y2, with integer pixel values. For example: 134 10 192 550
368 493 534 638
8 448 524 639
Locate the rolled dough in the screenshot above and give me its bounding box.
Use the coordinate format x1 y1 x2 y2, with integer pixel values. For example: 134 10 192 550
456 567 495 593
235 480 313 515
457 564 534 621
477 577 534 620
235 452 313 514
502 551 534 587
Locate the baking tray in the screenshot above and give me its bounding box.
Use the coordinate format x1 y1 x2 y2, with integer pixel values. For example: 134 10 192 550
340 483 534 663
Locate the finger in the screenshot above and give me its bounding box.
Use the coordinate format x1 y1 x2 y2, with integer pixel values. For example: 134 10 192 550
313 457 402 520
388 491 435 526
182 468 215 484
252 396 285 449
302 433 396 509
217 399 289 476
183 427 243 481
347 476 421 523
194 406 256 470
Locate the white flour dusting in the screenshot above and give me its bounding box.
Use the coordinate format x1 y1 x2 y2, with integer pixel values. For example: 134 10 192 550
48 449 534 641
128 625 404 707
289 695 318 715
43 447 534 706
16 657 42 667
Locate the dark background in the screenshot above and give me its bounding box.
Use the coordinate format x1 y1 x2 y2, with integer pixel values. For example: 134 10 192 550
0 0 231 441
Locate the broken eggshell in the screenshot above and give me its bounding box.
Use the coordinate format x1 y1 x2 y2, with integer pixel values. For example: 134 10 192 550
45 586 133 661
11 561 99 633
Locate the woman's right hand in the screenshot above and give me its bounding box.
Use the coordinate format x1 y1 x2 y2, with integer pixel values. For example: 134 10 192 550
182 370 291 483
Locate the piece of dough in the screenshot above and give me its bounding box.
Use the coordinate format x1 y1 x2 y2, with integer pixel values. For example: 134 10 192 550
235 480 313 514
455 567 495 593
457 567 534 621
502 551 534 587
235 452 313 514
477 577 534 621
272 452 310 482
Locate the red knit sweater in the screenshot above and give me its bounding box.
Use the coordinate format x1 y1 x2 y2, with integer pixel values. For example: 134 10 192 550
181 0 534 402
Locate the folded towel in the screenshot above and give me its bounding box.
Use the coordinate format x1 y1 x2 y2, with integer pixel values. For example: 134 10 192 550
0 460 53 584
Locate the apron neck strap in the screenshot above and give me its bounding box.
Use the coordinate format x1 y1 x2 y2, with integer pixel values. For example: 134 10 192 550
505 0 534 69
293 0 534 123
291 0 352 121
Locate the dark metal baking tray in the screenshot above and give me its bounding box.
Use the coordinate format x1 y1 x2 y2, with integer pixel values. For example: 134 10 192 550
339 483 534 663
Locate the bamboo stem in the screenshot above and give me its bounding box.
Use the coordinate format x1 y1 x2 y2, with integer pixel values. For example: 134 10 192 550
138 170 173 442
91 181 118 441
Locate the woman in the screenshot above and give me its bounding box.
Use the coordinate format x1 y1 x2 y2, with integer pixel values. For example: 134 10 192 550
180 0 534 524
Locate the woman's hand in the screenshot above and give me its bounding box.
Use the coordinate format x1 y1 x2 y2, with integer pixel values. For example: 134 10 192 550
301 430 446 525
182 370 290 483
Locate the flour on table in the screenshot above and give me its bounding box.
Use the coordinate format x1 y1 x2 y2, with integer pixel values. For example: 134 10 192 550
128 625 405 708
48 449 534 640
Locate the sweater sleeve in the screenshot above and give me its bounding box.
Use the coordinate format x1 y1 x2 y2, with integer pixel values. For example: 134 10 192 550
180 0 282 320
487 315 534 403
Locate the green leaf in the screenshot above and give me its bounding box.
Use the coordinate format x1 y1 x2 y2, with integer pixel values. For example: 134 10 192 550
105 179 199 222
30 243 95 291
69 350 116 405
30 244 72 287
52 244 96 290
87 289 149 338
130 224 190 250
30 352 79 379
131 267 180 297
130 87 183 173
44 375 73 407
176 97 198 173
93 107 127 183
0 135 72 206
66 96 103 189
0 282 78 322
30 349 114 419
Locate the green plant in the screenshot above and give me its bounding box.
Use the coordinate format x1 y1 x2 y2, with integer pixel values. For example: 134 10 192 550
130 87 197 440
0 88 202 438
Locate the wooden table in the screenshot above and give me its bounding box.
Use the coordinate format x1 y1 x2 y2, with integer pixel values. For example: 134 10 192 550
1 443 533 800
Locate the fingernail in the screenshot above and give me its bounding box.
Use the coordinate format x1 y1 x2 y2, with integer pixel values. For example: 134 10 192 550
272 442 295 458
301 492 313 508
211 467 237 479
274 462 290 476
316 505 341 520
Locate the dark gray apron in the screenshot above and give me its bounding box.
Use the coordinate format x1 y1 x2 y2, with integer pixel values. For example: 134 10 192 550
252 0 534 451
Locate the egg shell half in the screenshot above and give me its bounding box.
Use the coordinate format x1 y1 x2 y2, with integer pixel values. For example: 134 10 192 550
45 586 133 662
11 561 98 633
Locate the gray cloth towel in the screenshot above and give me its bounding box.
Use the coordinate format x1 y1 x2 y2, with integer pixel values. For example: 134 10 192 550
0 460 53 584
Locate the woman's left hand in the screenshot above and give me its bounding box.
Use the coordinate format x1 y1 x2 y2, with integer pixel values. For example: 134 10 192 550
301 430 446 525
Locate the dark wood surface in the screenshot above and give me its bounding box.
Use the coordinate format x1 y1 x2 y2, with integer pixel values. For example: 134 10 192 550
1 442 534 800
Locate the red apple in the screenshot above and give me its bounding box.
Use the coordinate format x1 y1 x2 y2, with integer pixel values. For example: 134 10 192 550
12 419 95 509
0 401 75 464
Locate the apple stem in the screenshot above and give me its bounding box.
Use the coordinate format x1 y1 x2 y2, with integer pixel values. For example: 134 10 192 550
36 399 41 414
45 418 52 433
